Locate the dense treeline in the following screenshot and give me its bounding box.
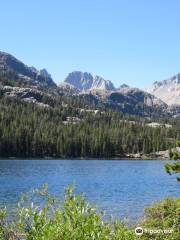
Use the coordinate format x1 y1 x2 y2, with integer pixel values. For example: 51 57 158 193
0 94 179 158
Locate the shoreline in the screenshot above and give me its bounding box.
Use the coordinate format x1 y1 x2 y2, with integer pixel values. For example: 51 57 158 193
0 156 170 160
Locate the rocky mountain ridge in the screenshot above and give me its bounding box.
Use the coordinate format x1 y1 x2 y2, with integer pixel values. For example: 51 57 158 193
0 51 56 88
146 73 180 106
0 51 180 117
63 71 115 91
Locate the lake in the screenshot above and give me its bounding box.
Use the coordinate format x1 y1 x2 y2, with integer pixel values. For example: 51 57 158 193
0 159 179 222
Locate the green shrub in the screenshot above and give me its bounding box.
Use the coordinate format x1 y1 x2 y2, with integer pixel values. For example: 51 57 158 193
0 185 179 240
140 198 180 240
0 184 137 240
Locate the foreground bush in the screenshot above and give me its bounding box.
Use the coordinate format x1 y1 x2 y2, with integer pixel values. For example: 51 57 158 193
140 198 180 240
0 184 136 240
0 185 179 240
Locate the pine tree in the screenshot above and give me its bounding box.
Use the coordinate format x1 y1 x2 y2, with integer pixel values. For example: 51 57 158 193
165 141 180 181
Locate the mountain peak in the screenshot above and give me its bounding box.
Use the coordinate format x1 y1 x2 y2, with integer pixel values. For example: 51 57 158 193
0 51 56 88
118 84 130 89
146 73 180 105
63 71 115 91
168 73 180 84
39 68 52 79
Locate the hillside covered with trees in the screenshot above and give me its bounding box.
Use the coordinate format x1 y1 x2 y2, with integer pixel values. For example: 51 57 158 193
0 92 179 158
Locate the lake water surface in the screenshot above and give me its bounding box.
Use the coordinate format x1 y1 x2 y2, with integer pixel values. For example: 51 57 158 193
0 159 179 222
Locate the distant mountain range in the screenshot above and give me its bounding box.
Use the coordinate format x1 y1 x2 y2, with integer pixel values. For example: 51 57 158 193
62 70 180 107
0 51 180 117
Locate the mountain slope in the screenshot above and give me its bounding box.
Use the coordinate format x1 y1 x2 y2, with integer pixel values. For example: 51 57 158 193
63 71 115 91
146 73 180 106
1 93 179 158
0 51 56 88
80 87 168 116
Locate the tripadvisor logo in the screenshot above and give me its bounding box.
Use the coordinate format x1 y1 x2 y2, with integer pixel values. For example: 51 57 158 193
135 227 143 236
135 226 173 236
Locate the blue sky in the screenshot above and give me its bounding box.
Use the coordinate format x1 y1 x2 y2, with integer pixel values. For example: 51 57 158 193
1 0 180 87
